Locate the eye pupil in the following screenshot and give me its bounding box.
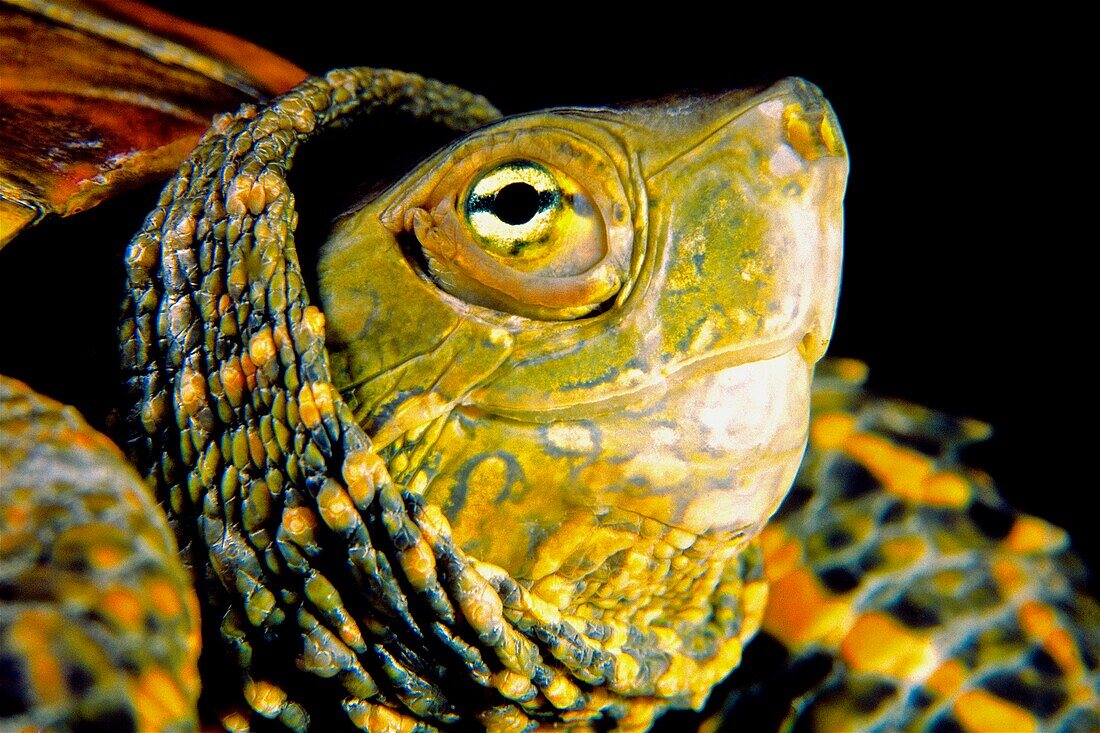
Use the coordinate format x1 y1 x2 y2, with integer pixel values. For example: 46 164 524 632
491 182 542 225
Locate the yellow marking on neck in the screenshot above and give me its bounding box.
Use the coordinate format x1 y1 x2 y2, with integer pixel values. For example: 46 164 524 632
134 667 189 731
763 568 853 649
810 411 856 450
1005 515 1066 554
759 524 804 582
147 578 184 618
89 543 126 570
101 586 144 629
922 472 971 506
840 612 937 679
844 433 972 507
845 433 931 502
8 611 64 704
927 658 968 697
953 689 1037 733
991 557 1027 596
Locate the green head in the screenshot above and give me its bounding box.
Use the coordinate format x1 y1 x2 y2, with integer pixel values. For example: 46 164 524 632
319 76 846 608
320 76 845 571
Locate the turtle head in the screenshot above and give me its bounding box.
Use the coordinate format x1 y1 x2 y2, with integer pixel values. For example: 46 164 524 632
318 77 846 710
318 77 846 585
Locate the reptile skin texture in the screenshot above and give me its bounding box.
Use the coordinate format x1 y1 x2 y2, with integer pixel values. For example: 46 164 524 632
0 67 1096 732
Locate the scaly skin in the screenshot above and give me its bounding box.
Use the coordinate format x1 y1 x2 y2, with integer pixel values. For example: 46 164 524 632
120 67 843 731
0 376 200 732
710 360 1100 732
1 66 1095 733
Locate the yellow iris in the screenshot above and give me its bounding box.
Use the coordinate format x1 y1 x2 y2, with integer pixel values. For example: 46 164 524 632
463 161 563 257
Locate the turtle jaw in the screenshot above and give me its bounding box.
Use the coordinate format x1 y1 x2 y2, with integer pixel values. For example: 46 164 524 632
321 77 847 577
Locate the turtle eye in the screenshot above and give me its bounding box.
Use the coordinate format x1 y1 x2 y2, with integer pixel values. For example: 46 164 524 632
389 132 634 321
464 161 563 255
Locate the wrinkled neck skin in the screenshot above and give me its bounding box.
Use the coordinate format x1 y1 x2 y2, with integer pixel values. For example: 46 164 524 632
318 76 847 713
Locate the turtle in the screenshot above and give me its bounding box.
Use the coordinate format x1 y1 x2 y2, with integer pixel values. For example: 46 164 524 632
1 3 1097 732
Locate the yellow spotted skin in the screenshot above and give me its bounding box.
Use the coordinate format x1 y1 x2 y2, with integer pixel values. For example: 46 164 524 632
2 64 1095 733
707 360 1100 732
0 376 200 732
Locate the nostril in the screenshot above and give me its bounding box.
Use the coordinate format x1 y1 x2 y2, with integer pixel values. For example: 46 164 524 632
799 331 831 363
784 102 844 162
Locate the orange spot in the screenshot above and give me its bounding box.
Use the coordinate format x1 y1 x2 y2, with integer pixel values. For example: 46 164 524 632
272 324 291 350
178 369 206 414
841 612 936 679
492 669 533 700
880 535 927 567
542 673 581 708
845 433 933 504
147 579 183 618
9 611 64 704
337 617 364 651
1005 515 1065 554
221 361 245 401
57 426 121 456
221 710 250 733
350 702 417 733
101 587 144 629
399 540 437 590
991 558 1028 596
954 689 1037 733
343 450 383 508
763 568 852 649
317 481 357 533
244 679 287 717
810 411 856 451
1 504 30 532
89 544 126 570
926 658 967 697
310 382 334 415
303 305 326 336
1017 603 1085 675
1045 628 1084 677
1019 600 1056 639
784 105 820 161
759 525 803 582
133 667 188 731
248 330 276 367
835 358 868 383
281 507 318 546
922 472 971 507
298 387 320 428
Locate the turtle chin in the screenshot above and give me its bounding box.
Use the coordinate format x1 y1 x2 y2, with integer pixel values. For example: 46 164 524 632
396 343 813 580
647 345 813 537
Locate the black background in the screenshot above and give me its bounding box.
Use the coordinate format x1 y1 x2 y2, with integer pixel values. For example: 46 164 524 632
4 7 1090 573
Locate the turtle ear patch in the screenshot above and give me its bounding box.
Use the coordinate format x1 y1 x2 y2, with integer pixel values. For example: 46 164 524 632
382 127 635 320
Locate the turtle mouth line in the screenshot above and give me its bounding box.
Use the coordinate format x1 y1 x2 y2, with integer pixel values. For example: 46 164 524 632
470 331 817 422
605 502 756 543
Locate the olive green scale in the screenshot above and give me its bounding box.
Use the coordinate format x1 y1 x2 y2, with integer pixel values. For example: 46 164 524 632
0 67 1096 733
